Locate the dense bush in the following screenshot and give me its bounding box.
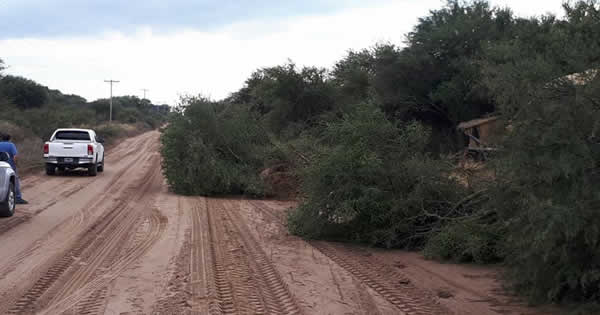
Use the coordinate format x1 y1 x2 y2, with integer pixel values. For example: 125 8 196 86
487 79 600 303
482 65 600 303
458 1 600 303
288 103 473 248
0 75 48 109
161 97 272 196
235 62 337 138
424 219 502 264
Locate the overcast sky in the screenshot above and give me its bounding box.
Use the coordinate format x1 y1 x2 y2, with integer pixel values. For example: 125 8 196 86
0 0 566 105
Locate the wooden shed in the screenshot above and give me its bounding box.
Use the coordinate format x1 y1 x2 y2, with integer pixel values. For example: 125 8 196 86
457 116 500 160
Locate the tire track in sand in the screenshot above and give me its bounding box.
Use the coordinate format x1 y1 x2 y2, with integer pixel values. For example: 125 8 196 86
155 198 303 315
41 209 167 315
0 131 156 238
206 198 264 314
0 136 159 287
6 154 166 314
248 201 451 315
41 155 166 315
0 178 81 236
310 242 449 315
217 199 303 315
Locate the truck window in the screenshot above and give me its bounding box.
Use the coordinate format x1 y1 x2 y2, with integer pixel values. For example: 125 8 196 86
54 131 91 141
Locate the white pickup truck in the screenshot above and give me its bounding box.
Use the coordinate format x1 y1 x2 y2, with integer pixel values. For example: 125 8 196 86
43 128 105 176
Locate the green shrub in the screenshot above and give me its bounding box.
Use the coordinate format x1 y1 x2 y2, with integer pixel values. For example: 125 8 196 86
288 103 472 248
424 220 502 264
0 75 48 109
479 3 600 301
160 97 272 196
490 78 600 303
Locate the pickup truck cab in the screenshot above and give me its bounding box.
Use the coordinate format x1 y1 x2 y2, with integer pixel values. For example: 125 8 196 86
44 128 105 176
0 153 16 217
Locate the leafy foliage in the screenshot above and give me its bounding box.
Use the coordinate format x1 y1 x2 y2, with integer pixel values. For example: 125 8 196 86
161 97 271 196
288 103 471 248
0 75 49 109
424 219 502 264
235 62 336 138
331 49 374 105
477 12 600 306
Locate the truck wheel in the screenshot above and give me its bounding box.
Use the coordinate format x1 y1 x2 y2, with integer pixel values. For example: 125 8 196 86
88 163 97 176
97 155 104 172
0 181 15 217
46 164 56 176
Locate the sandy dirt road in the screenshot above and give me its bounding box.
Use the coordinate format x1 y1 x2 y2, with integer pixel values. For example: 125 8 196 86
0 131 555 315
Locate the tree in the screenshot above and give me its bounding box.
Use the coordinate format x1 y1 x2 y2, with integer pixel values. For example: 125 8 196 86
367 1 515 151
478 0 600 302
238 62 336 137
331 49 374 105
562 0 600 66
0 75 49 109
48 89 87 106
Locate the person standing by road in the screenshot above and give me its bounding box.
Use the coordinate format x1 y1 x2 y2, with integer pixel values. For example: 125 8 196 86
0 133 28 204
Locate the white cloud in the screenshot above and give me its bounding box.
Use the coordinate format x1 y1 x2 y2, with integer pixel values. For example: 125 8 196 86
0 0 564 104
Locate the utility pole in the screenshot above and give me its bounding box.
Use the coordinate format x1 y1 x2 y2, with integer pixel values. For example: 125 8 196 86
141 88 149 100
104 80 120 123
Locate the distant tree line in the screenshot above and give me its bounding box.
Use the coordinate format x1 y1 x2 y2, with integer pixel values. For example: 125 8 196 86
0 68 169 140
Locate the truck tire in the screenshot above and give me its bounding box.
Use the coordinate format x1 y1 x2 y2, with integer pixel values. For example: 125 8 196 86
46 164 56 176
88 163 97 176
97 155 104 172
0 181 15 217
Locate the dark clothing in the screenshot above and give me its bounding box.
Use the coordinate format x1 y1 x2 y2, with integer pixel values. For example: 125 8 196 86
0 141 21 198
0 141 17 169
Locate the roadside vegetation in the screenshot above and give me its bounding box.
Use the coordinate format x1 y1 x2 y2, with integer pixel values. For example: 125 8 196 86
160 0 600 309
0 60 169 170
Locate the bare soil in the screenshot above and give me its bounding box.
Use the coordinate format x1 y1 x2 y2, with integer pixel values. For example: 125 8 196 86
0 131 557 314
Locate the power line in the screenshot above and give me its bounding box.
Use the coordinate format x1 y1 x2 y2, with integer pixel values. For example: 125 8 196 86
141 88 149 100
104 80 120 123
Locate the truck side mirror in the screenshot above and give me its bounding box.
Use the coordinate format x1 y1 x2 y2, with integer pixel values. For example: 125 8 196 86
97 137 105 144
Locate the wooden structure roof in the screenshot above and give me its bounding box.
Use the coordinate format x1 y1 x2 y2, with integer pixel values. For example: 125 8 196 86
457 116 499 130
